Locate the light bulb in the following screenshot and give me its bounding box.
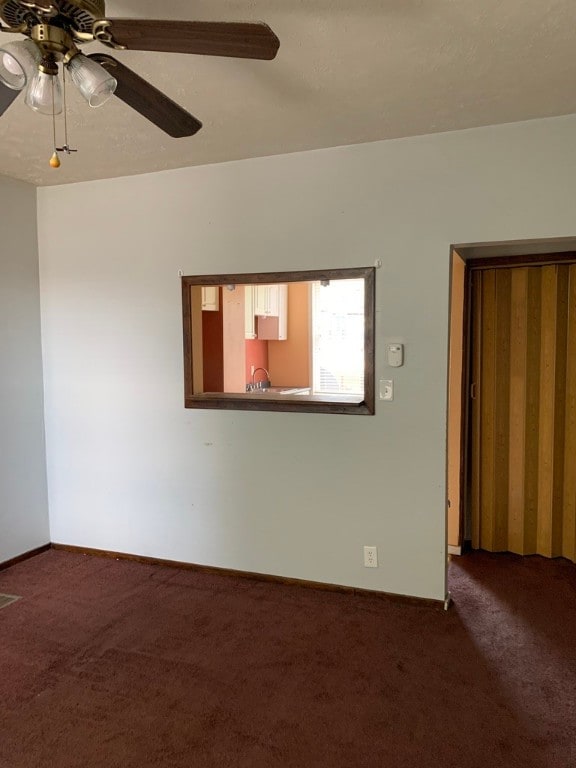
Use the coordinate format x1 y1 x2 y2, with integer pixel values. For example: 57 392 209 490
67 54 116 108
25 69 62 115
0 40 41 90
3 53 22 76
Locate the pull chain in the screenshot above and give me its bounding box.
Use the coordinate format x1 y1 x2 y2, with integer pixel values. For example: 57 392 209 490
56 64 77 156
49 73 60 168
49 62 77 168
63 62 68 146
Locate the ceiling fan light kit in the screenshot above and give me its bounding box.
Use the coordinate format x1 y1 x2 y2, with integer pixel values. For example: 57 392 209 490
0 0 280 168
0 37 39 88
67 51 115 107
25 63 62 113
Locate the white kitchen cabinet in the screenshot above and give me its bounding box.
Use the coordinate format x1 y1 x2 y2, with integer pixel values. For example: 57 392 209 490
201 286 219 311
254 284 286 317
256 284 288 340
244 285 257 339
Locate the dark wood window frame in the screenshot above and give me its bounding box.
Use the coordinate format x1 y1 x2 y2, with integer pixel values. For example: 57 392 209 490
181 267 375 415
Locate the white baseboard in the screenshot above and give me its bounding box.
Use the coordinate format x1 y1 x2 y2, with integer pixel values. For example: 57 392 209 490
448 545 462 556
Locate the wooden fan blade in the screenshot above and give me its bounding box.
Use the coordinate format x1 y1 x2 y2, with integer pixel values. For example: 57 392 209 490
88 54 202 139
106 19 280 60
0 83 19 116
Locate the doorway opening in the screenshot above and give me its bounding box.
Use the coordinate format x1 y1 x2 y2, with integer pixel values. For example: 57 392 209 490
447 238 576 563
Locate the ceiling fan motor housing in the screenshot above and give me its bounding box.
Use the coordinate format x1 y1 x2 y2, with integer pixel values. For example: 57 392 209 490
0 0 105 34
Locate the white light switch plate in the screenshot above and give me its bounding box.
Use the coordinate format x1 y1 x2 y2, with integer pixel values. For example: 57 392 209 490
379 379 393 401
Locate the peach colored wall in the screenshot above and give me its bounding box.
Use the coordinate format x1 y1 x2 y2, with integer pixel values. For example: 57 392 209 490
245 339 269 386
448 253 466 548
268 282 310 387
222 288 246 393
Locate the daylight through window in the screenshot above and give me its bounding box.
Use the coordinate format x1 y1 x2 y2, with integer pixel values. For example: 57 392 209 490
311 279 365 396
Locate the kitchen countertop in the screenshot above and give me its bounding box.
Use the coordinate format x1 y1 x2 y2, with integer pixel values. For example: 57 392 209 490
248 386 310 395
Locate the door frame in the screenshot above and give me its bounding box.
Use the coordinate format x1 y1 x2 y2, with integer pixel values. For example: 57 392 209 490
447 246 576 554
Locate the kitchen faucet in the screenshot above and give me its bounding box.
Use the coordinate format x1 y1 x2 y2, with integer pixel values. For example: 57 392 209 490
249 367 271 391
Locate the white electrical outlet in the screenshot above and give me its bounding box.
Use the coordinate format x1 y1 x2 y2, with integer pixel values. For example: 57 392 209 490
250 364 255 376
363 545 378 568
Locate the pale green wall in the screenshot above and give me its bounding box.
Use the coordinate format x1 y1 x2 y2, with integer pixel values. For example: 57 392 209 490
37 114 576 600
0 176 49 562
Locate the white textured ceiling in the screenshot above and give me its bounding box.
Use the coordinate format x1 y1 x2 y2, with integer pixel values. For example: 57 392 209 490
1 0 575 186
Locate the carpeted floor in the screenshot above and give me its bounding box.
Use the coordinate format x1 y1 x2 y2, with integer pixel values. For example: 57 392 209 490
0 549 574 768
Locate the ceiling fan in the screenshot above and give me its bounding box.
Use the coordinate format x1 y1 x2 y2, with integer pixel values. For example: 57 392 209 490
0 0 280 162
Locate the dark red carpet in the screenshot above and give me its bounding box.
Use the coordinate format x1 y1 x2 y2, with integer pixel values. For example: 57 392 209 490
0 549 574 768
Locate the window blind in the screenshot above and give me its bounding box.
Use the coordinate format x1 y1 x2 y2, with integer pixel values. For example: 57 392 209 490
311 279 365 396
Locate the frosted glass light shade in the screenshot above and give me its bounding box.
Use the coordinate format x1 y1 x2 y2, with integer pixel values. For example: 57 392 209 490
67 54 117 108
0 40 41 90
25 69 62 115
